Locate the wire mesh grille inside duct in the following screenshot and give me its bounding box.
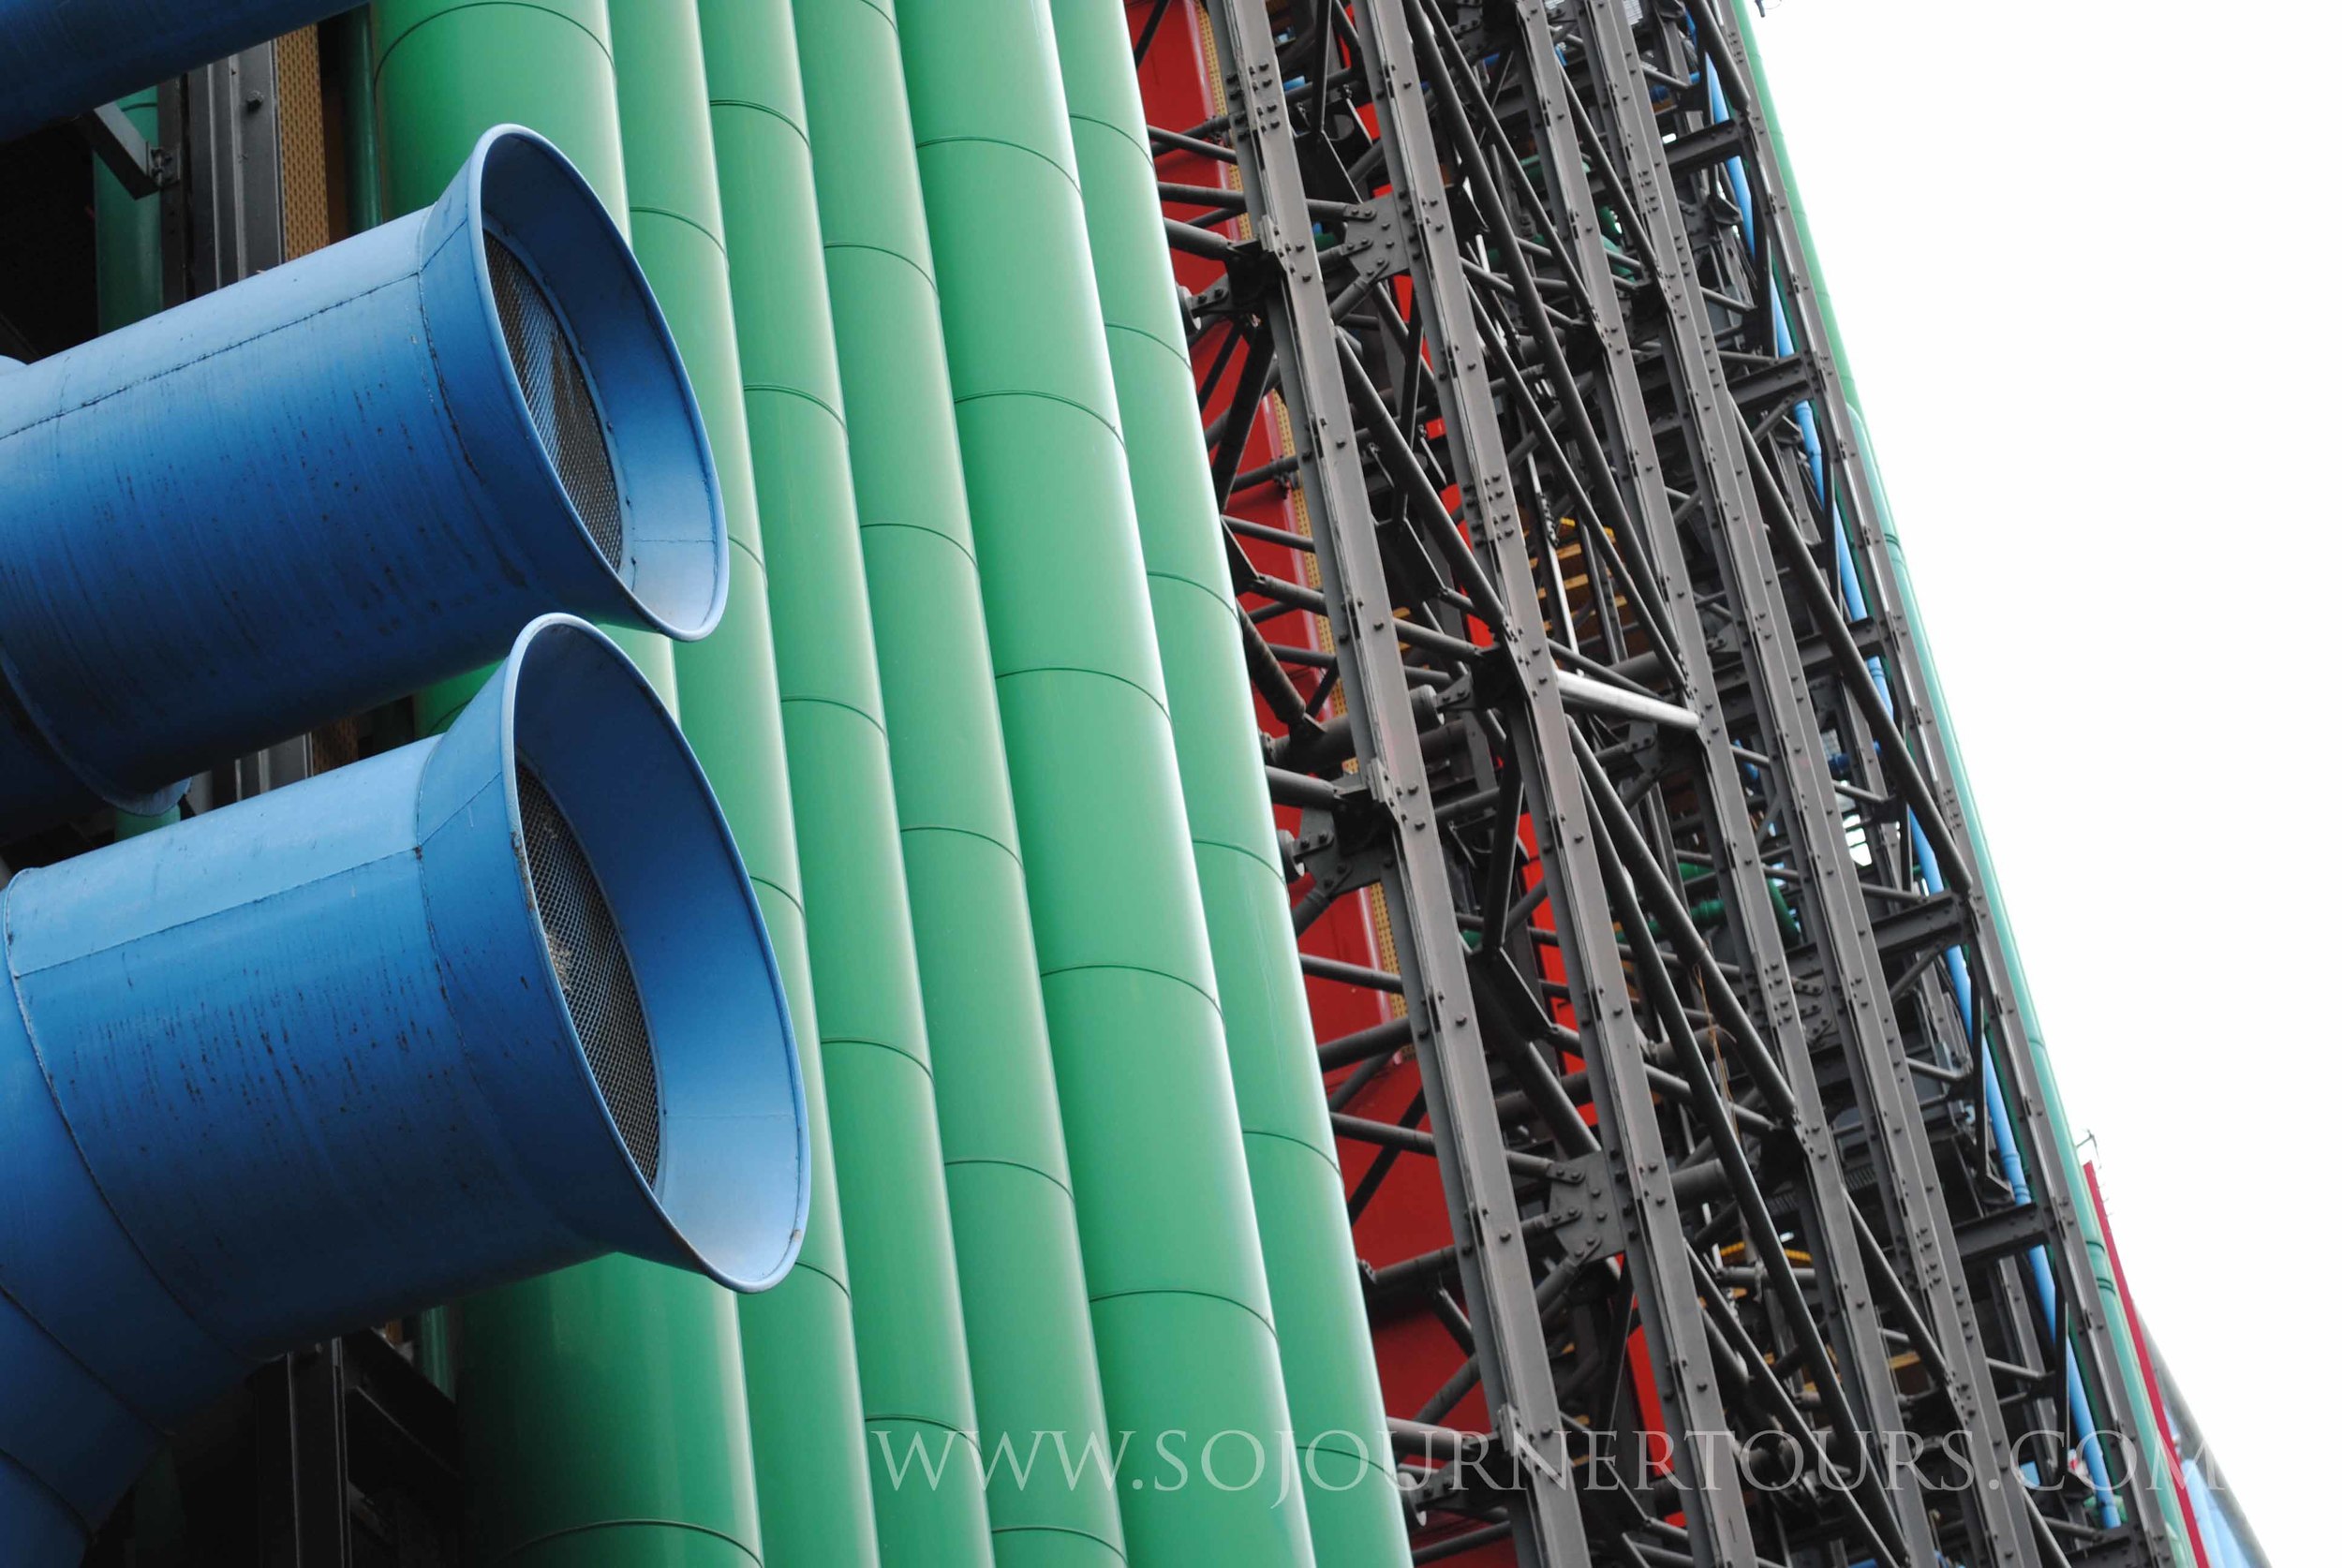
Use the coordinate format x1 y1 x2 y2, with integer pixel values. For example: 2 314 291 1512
485 233 627 570
518 762 660 1184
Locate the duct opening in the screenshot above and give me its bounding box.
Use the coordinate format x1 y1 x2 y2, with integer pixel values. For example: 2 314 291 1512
463 127 726 642
490 614 807 1290
516 759 660 1185
483 232 627 571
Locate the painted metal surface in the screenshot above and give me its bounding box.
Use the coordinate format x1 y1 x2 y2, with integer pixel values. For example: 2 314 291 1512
367 18 774 1565
693 3 996 1561
1051 10 1406 1564
371 0 675 729
0 126 722 838
895 2 1311 1561
0 0 347 141
0 614 806 1566
93 90 163 333
791 0 1123 1561
689 6 890 1563
90 87 179 843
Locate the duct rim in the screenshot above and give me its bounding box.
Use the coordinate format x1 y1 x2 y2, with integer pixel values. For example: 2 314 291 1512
460 127 728 643
482 229 630 577
490 615 808 1292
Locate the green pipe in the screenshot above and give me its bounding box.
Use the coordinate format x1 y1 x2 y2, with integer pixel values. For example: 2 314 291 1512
327 8 384 233
790 2 1127 1563
93 87 179 844
460 1270 761 1567
895 3 1312 1562
369 9 768 1564
1727 6 2190 1558
1674 861 1798 939
1046 13 1406 1565
413 1308 457 1396
371 0 673 731
94 89 163 333
605 10 912 1568
693 5 996 1562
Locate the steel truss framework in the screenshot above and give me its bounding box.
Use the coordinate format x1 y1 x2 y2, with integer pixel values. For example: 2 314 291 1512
1140 2 2171 1564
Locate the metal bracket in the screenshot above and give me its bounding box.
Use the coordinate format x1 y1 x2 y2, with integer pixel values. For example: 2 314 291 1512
1547 1151 1627 1269
72 101 173 198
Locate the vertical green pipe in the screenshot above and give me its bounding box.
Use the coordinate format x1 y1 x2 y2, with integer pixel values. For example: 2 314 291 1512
369 9 766 1565
371 0 674 730
1048 15 1408 1564
330 8 384 234
792 3 1126 1564
94 87 179 844
459 1272 761 1567
692 5 995 1563
895 3 1312 1562
675 5 895 1564
95 89 163 333
1727 6 2191 1556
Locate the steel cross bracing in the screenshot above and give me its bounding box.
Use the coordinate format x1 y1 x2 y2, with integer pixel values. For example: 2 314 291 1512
1151 2 2170 1566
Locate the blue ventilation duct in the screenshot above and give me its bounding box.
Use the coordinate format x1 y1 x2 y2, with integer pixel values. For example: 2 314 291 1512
0 126 725 838
0 0 363 142
0 614 808 1565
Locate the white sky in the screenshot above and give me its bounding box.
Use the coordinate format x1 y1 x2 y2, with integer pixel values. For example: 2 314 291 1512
1744 2 2337 1561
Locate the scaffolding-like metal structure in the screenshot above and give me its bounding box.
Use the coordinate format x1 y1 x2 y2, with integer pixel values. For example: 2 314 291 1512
1147 2 2170 1562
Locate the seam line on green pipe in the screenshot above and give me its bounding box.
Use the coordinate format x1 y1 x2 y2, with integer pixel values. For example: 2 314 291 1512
775 691 888 739
742 380 847 427
1239 1420 1394 1473
747 872 808 919
1191 832 1281 883
630 205 728 259
483 1516 763 1566
787 1256 852 1299
912 135 1080 194
897 821 1026 870
825 1033 936 1081
708 96 809 147
860 1412 981 1442
994 664 1171 725
860 517 982 574
1032 960 1219 1016
842 0 899 32
723 530 768 571
1104 317 1195 376
1240 1127 1343 1183
1085 1286 1277 1341
990 1523 1130 1560
951 387 1123 445
373 3 611 82
1146 566 1241 623
823 239 938 291
1067 111 1149 168
941 1155 1075 1204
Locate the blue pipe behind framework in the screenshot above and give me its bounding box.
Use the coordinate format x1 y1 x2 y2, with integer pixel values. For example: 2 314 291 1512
0 615 808 1564
2180 1459 2250 1568
0 0 362 142
0 127 724 840
1699 54 2125 1524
